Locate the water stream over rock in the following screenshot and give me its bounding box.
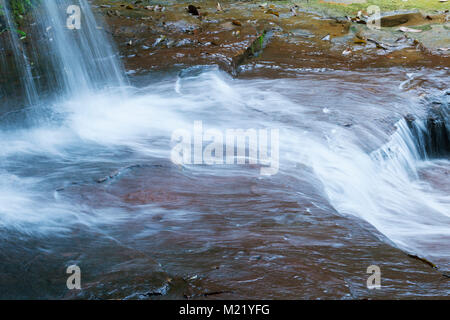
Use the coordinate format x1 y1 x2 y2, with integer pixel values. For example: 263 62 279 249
0 1 448 299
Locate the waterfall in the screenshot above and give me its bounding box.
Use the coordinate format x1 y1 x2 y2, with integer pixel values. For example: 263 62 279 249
372 94 449 169
0 0 125 112
0 0 38 107
308 94 450 269
408 94 450 159
0 0 448 297
29 0 125 96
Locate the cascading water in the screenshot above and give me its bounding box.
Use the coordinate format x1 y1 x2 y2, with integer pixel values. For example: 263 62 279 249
306 93 450 270
0 0 125 111
408 95 450 159
0 0 448 299
29 0 125 96
0 0 38 108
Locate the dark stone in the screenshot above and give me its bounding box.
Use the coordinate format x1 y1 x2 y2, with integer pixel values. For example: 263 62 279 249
407 95 449 158
380 12 423 27
0 16 6 32
188 5 199 16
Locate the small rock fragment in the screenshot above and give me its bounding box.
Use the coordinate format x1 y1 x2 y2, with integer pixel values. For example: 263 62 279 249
188 5 199 16
265 9 279 17
353 37 367 44
342 48 352 55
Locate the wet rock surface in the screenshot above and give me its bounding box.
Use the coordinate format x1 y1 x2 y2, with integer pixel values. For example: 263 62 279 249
0 1 449 300
91 0 449 76
77 0 449 300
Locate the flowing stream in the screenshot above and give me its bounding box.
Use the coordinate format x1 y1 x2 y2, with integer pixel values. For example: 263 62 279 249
0 1 448 299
